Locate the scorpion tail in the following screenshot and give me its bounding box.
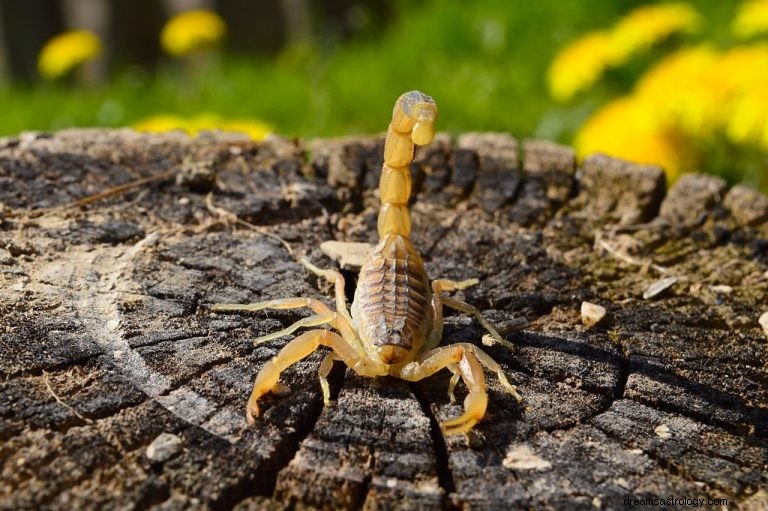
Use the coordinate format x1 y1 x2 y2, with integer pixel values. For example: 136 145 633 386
378 91 438 239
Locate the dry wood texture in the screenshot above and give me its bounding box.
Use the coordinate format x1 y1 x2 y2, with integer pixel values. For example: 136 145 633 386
1 129 767 510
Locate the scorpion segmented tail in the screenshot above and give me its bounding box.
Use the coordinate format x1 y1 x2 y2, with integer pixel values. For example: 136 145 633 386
377 91 438 239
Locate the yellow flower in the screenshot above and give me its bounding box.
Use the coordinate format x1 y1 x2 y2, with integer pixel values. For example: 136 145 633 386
218 119 273 141
609 3 701 65
161 10 226 57
635 45 719 135
547 30 614 102
133 114 272 141
726 75 768 149
634 44 768 138
132 114 189 133
38 30 102 80
575 95 688 180
548 3 701 102
732 0 768 39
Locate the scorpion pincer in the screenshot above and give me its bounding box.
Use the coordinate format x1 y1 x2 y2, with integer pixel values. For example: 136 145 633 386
213 91 522 435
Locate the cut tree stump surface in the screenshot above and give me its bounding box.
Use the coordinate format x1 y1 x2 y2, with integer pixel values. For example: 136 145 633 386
1 129 767 510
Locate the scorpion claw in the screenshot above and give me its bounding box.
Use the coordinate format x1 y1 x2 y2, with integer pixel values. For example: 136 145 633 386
440 390 487 435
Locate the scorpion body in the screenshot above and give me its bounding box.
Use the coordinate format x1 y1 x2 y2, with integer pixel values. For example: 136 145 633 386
213 91 521 434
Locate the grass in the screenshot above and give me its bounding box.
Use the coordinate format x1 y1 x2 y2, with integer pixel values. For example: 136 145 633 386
0 1 632 139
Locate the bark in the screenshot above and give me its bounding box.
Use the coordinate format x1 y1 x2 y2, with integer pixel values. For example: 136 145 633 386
0 129 766 510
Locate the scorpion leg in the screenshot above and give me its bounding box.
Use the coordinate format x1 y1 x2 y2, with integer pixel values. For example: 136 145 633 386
249 312 337 346
211 297 333 315
399 342 519 434
429 280 522 405
440 295 517 351
446 363 460 404
213 257 355 336
299 258 354 326
398 343 488 435
470 347 523 403
432 278 479 292
318 352 341 405
247 329 366 424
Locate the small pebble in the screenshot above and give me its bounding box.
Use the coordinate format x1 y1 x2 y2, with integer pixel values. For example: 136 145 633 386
615 477 630 489
654 424 672 439
643 277 678 300
759 312 768 339
146 433 183 463
502 445 552 471
581 301 606 328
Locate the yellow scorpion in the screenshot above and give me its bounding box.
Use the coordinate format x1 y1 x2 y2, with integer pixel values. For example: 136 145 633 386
213 91 522 434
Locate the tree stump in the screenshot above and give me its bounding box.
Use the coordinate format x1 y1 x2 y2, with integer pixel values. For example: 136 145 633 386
1 129 767 510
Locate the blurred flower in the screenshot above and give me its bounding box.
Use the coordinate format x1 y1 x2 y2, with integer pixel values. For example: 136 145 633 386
557 2 768 187
133 114 272 141
548 3 700 102
635 45 719 135
636 44 768 137
608 3 701 64
732 0 768 39
547 30 614 102
575 95 689 180
161 10 227 57
726 75 768 149
38 30 102 80
132 114 188 133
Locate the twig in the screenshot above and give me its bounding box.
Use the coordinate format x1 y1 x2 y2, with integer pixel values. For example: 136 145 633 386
43 370 93 424
204 192 296 258
594 231 668 275
27 169 177 218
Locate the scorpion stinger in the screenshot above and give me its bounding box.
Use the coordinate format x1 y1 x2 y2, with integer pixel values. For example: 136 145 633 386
212 91 522 435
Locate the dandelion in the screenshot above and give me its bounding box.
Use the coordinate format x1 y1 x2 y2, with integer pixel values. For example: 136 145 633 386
547 30 614 102
575 95 689 180
132 114 189 134
548 3 701 102
38 30 102 80
608 3 701 65
635 45 720 135
726 76 768 149
633 44 768 139
732 0 768 39
218 119 273 141
161 10 226 57
133 114 272 141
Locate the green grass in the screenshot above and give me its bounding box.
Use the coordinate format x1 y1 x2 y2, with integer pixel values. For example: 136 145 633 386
0 1 633 139
0 0 751 147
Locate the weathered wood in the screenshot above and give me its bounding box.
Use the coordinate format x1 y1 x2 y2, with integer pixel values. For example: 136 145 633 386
1 129 767 510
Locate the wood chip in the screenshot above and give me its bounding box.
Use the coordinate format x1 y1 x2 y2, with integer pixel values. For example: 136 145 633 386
319 240 375 270
581 301 606 328
146 433 183 463
643 277 678 300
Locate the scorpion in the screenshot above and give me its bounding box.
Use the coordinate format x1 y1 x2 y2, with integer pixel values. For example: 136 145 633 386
213 91 522 435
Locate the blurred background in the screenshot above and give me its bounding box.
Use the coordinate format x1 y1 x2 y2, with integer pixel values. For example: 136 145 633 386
0 0 767 191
